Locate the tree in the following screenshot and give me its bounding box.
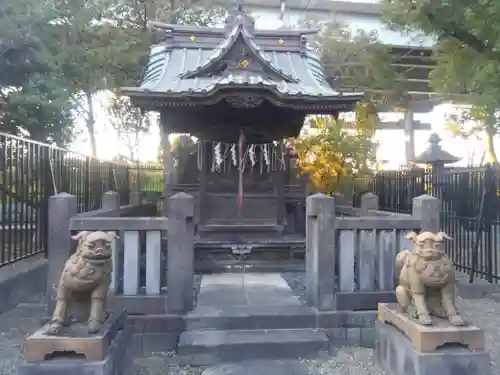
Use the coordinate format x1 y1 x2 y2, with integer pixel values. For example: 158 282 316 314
41 0 151 156
292 115 376 194
141 0 227 25
381 0 500 163
445 107 491 164
0 0 74 144
105 94 150 162
315 20 405 110
43 0 226 156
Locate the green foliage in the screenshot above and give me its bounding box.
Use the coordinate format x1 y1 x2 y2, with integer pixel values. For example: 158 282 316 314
143 0 228 25
445 106 499 163
1 0 226 153
292 116 376 194
316 21 404 108
381 0 500 162
49 0 226 155
0 0 74 143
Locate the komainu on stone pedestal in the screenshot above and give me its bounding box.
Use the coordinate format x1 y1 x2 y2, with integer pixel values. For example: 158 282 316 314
46 231 118 335
395 231 464 326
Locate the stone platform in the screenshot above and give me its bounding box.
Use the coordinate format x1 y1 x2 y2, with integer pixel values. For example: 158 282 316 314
19 310 132 375
179 273 330 365
378 303 484 352
375 303 492 375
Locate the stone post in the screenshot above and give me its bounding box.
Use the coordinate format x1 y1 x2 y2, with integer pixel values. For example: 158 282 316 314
361 192 379 214
46 193 77 316
101 191 122 292
305 193 336 311
412 194 441 232
129 191 142 206
102 190 120 210
166 192 195 314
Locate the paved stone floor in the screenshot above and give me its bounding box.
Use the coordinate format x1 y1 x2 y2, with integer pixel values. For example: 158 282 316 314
2 272 500 375
196 273 301 307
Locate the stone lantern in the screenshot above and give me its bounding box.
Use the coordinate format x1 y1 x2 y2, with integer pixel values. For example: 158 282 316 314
414 133 461 168
415 133 461 198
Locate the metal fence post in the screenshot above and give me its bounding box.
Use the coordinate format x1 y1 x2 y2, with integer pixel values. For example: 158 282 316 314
483 164 496 283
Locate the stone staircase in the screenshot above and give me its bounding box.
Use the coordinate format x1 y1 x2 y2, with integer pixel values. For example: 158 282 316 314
177 273 329 366
197 221 284 241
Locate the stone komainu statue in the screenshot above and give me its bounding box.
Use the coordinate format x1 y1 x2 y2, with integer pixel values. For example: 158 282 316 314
395 231 465 326
46 231 118 335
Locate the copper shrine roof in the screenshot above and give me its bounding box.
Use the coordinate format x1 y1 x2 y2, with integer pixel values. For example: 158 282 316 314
121 5 363 111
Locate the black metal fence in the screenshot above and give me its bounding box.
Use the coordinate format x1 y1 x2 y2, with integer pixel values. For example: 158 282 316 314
359 165 500 283
0 132 163 268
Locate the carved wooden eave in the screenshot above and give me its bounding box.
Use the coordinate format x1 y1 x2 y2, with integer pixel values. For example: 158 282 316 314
129 89 361 113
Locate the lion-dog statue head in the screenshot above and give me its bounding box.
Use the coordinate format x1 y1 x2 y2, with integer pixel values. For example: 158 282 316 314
406 231 452 260
71 231 117 262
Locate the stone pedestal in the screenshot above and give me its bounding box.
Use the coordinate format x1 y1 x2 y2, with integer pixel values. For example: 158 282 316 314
374 303 491 375
19 311 132 375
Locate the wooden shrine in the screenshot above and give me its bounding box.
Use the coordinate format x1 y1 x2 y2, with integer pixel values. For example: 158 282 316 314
121 4 363 241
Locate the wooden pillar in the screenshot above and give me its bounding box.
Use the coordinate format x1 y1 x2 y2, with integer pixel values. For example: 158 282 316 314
161 112 172 216
274 141 285 225
404 109 416 165
198 141 208 224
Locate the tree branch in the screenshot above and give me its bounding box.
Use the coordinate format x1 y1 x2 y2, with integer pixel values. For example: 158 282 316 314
426 12 500 61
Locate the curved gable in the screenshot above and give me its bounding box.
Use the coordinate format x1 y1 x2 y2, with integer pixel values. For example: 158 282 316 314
179 23 298 83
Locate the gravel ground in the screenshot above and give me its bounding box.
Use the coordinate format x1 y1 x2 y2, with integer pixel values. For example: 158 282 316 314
2 273 500 375
133 348 384 375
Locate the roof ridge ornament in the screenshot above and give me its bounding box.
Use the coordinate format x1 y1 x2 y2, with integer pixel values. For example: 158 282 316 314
224 0 255 35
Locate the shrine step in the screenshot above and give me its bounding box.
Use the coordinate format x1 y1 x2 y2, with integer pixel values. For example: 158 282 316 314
198 223 284 241
199 224 283 232
177 328 329 366
185 304 316 331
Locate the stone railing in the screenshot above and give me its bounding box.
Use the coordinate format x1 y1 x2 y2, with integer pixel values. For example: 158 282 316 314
305 192 440 312
69 216 167 295
46 191 196 316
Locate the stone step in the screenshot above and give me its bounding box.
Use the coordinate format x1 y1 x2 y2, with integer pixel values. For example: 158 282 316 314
199 224 283 233
194 259 305 274
185 304 316 331
197 224 284 241
178 328 329 366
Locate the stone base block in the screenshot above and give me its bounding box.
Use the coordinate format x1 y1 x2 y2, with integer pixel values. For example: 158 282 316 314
19 311 132 375
378 303 484 352
334 291 396 311
23 311 127 361
374 320 492 375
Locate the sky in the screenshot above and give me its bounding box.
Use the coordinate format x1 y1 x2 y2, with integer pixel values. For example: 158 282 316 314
373 105 481 169
68 2 493 168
